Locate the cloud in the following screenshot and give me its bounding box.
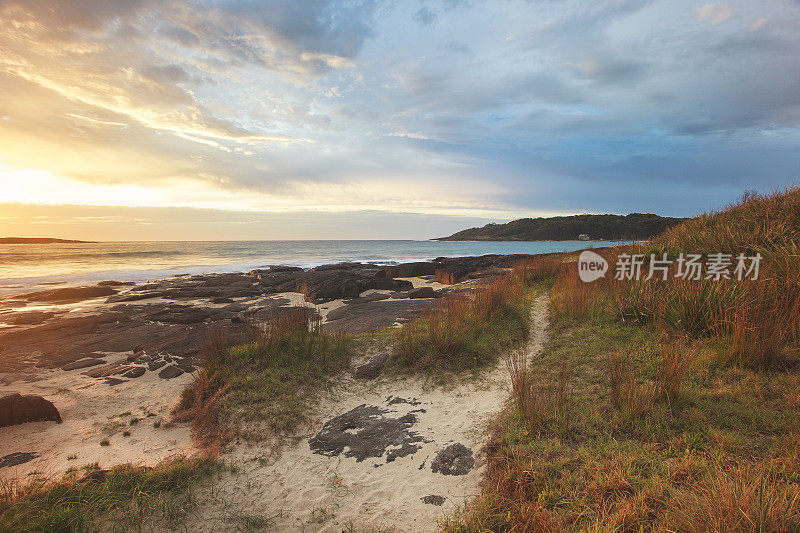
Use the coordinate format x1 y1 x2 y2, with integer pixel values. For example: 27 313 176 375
414 6 438 25
694 3 735 24
0 0 798 236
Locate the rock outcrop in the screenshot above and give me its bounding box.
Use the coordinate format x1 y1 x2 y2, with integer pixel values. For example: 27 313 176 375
0 393 61 427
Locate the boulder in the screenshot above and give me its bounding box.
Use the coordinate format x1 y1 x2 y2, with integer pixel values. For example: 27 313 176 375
0 393 61 427
158 365 184 379
355 353 390 379
148 359 167 371
121 366 146 378
384 262 437 278
409 287 436 299
62 358 105 371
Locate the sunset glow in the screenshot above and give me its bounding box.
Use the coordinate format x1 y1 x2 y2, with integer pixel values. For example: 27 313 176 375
1 0 798 239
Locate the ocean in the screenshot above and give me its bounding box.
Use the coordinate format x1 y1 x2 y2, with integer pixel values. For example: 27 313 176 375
0 240 617 295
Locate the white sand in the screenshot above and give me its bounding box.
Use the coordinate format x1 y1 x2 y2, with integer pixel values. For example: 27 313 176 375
0 359 197 481
186 293 549 532
0 283 549 533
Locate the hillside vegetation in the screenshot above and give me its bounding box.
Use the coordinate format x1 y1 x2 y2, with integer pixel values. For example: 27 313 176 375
446 187 800 532
437 213 684 241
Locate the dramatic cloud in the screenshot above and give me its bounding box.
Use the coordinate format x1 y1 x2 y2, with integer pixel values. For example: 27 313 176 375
0 0 798 239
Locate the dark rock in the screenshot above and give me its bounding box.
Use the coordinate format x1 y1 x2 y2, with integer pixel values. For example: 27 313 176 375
177 364 195 373
249 266 304 278
97 281 135 287
409 287 436 299
106 291 169 303
148 359 166 371
158 365 184 379
421 495 446 506
121 366 146 378
146 305 212 324
354 353 390 379
431 443 474 476
62 358 105 371
309 404 428 462
21 286 117 302
386 396 421 406
312 262 372 272
104 377 126 386
211 297 234 304
84 362 128 378
255 268 414 304
4 311 56 325
384 262 437 278
0 393 61 427
323 299 432 334
0 451 39 468
346 293 391 304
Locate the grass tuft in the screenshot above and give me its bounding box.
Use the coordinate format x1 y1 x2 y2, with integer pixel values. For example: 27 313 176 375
0 457 220 533
174 308 352 447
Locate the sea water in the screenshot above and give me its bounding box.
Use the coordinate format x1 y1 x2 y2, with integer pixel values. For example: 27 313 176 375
0 240 617 295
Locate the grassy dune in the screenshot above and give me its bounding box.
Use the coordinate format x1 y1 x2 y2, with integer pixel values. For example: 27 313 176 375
445 188 800 532
0 458 220 533
174 306 353 446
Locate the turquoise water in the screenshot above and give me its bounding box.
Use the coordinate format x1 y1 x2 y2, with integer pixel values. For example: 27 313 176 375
0 240 617 291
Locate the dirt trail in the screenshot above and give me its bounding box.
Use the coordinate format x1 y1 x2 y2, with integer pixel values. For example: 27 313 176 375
188 293 550 532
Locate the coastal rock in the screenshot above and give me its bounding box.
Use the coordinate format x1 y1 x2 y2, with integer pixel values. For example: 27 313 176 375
4 311 55 325
431 443 474 476
97 281 135 287
384 262 437 278
355 353 390 379
148 359 167 371
21 286 118 302
0 393 61 427
323 299 433 334
158 365 184 379
409 287 436 299
84 362 128 378
309 404 426 462
121 366 146 378
62 358 105 371
421 495 446 506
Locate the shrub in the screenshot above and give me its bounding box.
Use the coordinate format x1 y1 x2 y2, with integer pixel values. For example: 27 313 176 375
174 307 352 446
394 273 530 372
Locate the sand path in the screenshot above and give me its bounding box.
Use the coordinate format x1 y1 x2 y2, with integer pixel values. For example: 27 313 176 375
188 293 549 532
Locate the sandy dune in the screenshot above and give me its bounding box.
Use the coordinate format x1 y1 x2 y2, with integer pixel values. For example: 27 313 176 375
186 294 549 532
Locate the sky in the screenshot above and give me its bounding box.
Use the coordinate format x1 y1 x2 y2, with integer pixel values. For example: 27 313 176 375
0 0 798 240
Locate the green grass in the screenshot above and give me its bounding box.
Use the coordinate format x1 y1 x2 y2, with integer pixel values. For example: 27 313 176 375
175 307 353 444
392 272 537 375
0 457 221 533
443 311 800 532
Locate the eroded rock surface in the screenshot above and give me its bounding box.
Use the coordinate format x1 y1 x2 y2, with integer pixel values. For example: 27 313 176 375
431 443 474 475
309 404 428 463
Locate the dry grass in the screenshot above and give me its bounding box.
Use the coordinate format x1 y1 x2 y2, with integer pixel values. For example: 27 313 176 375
443 315 800 532
0 457 220 533
548 188 800 369
174 306 352 446
394 272 532 373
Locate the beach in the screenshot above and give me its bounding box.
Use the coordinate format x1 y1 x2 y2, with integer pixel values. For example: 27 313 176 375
0 250 552 530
